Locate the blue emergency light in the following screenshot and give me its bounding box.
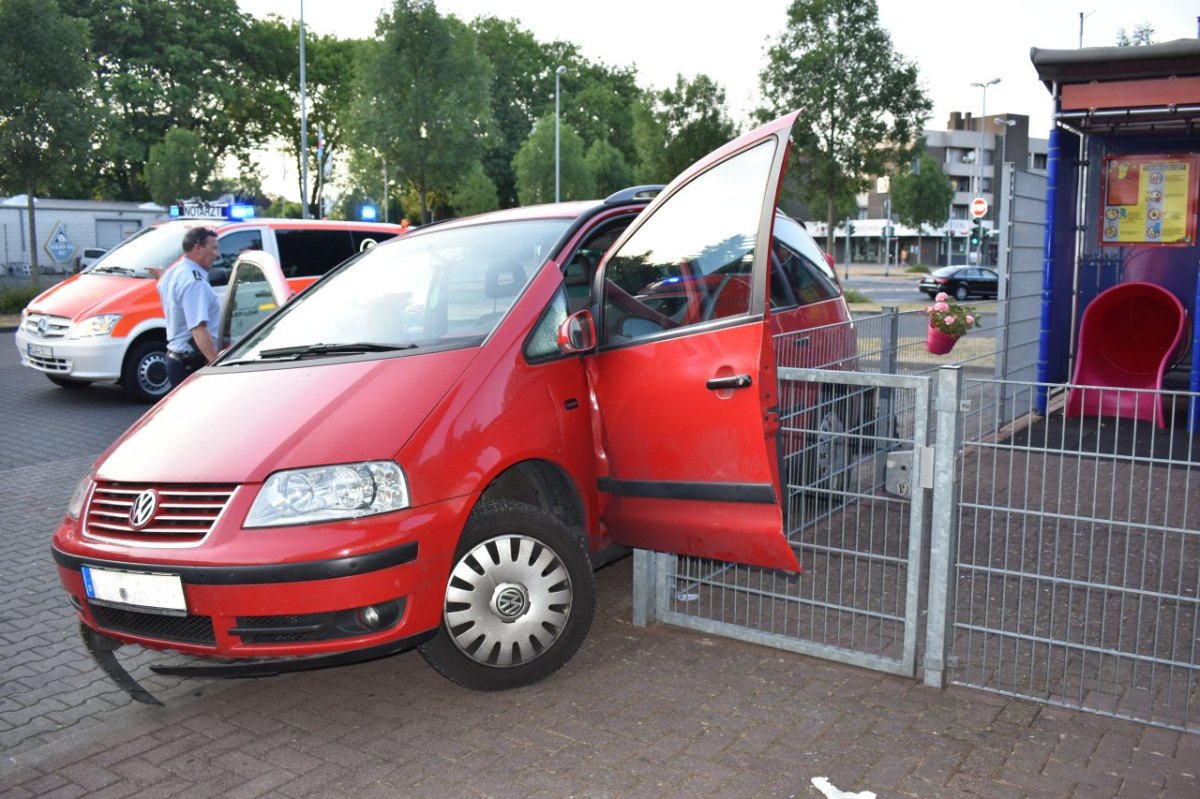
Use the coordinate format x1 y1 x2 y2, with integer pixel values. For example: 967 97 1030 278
360 203 378 222
229 203 256 220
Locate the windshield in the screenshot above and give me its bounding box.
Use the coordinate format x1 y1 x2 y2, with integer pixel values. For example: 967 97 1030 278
89 224 198 277
224 218 571 362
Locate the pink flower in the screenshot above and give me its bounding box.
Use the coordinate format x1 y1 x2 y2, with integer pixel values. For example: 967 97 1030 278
966 315 975 324
935 292 949 302
944 315 956 326
933 301 949 312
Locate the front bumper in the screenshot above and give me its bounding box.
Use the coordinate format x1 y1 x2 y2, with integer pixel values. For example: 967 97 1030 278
16 325 127 381
52 495 470 662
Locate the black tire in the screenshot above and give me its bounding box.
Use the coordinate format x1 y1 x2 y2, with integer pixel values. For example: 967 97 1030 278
954 284 969 301
46 375 91 389
418 501 595 691
120 339 170 403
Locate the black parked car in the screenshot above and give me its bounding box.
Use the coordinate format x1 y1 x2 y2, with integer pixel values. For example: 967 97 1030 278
918 266 999 300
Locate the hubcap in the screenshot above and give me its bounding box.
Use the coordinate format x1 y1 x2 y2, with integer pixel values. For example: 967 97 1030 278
444 534 572 667
139 351 169 396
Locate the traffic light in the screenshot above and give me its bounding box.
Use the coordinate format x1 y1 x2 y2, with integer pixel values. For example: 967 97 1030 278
969 219 982 246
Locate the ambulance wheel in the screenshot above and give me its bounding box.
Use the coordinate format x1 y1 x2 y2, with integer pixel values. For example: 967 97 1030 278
121 339 170 403
418 501 594 691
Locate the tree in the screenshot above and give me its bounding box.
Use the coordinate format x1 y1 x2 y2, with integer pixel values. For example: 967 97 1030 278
759 0 932 252
0 0 95 287
891 150 953 267
145 127 215 206
513 115 593 205
356 0 493 223
59 0 284 200
642 75 739 181
450 162 500 217
586 139 633 197
1116 23 1155 46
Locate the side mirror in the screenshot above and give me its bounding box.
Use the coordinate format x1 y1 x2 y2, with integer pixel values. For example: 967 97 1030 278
208 266 229 287
557 310 596 354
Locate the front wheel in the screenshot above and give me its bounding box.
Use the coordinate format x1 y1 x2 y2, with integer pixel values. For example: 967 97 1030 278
120 339 170 403
418 501 595 691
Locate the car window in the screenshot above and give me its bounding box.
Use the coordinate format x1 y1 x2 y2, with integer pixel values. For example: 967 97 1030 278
222 261 279 345
769 215 841 308
351 230 397 253
214 230 263 273
225 218 572 361
601 140 774 344
276 229 354 278
525 287 571 361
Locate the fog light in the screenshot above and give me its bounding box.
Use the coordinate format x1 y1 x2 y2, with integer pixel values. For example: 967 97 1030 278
356 606 382 630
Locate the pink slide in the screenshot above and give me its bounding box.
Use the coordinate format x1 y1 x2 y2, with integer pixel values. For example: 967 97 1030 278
1065 282 1186 428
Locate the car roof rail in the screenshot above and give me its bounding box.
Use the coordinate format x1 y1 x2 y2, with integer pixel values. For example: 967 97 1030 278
603 185 665 205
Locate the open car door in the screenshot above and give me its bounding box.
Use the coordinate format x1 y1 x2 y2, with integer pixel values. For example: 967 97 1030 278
217 250 294 350
589 111 801 571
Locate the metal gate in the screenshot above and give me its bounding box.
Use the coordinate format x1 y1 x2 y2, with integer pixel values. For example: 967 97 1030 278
633 367 933 677
631 308 1200 732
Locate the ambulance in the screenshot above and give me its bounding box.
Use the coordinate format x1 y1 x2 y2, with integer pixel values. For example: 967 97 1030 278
16 206 405 401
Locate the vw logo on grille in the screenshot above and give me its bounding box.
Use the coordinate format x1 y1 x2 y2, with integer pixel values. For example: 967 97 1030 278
128 489 159 530
36 316 48 335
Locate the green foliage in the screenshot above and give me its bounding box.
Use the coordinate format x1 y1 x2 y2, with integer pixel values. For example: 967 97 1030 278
145 127 214 206
891 150 952 234
586 139 633 197
0 286 41 314
0 0 95 282
905 264 931 274
641 74 739 180
842 288 871 304
59 0 280 200
450 162 500 217
759 0 932 251
1116 23 1155 46
513 115 593 205
355 0 493 223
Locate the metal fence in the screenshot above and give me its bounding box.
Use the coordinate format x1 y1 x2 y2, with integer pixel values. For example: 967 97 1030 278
633 307 1200 732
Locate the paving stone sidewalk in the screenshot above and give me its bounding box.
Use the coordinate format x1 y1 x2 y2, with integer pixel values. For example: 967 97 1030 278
2 336 1197 798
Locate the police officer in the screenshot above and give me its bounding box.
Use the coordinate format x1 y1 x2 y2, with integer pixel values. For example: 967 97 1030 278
158 227 221 390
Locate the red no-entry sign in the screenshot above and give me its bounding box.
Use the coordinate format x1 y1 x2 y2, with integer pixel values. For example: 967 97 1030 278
970 197 988 218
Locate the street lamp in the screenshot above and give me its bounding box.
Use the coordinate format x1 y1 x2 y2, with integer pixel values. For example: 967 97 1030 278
555 65 566 203
970 78 999 264
299 0 309 218
992 117 1017 172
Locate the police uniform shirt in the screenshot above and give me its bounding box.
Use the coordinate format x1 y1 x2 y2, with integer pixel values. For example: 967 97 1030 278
158 256 220 355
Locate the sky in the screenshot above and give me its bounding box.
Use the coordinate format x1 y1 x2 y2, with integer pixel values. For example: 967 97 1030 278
237 0 1199 198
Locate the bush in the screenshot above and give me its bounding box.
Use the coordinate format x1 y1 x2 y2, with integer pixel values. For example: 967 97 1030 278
842 288 871 304
905 264 930 274
0 286 40 314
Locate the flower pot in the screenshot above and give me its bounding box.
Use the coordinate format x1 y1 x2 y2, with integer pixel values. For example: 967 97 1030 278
926 326 959 355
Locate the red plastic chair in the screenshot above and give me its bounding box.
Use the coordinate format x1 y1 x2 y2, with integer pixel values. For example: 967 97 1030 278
1065 282 1187 428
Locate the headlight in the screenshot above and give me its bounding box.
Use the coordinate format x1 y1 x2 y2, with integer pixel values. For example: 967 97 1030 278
67 470 95 520
245 461 410 528
69 314 122 338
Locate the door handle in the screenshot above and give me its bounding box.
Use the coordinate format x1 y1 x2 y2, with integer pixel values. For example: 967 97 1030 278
706 374 753 391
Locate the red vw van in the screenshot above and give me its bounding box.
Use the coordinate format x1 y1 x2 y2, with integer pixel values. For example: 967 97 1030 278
51 112 860 695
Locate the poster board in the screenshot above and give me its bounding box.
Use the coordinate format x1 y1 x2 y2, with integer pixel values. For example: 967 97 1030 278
1101 154 1199 246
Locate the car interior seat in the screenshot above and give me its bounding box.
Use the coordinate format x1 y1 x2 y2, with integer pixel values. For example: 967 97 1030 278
565 254 594 313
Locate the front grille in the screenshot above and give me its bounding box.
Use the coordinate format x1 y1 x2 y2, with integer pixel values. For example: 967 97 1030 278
24 352 70 372
90 603 216 645
84 481 237 545
22 313 72 340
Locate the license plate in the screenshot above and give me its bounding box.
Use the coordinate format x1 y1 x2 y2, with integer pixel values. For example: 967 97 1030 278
81 566 186 613
27 343 53 359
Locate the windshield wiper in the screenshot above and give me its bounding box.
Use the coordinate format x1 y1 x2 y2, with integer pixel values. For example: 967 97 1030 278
255 342 417 360
92 266 136 276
